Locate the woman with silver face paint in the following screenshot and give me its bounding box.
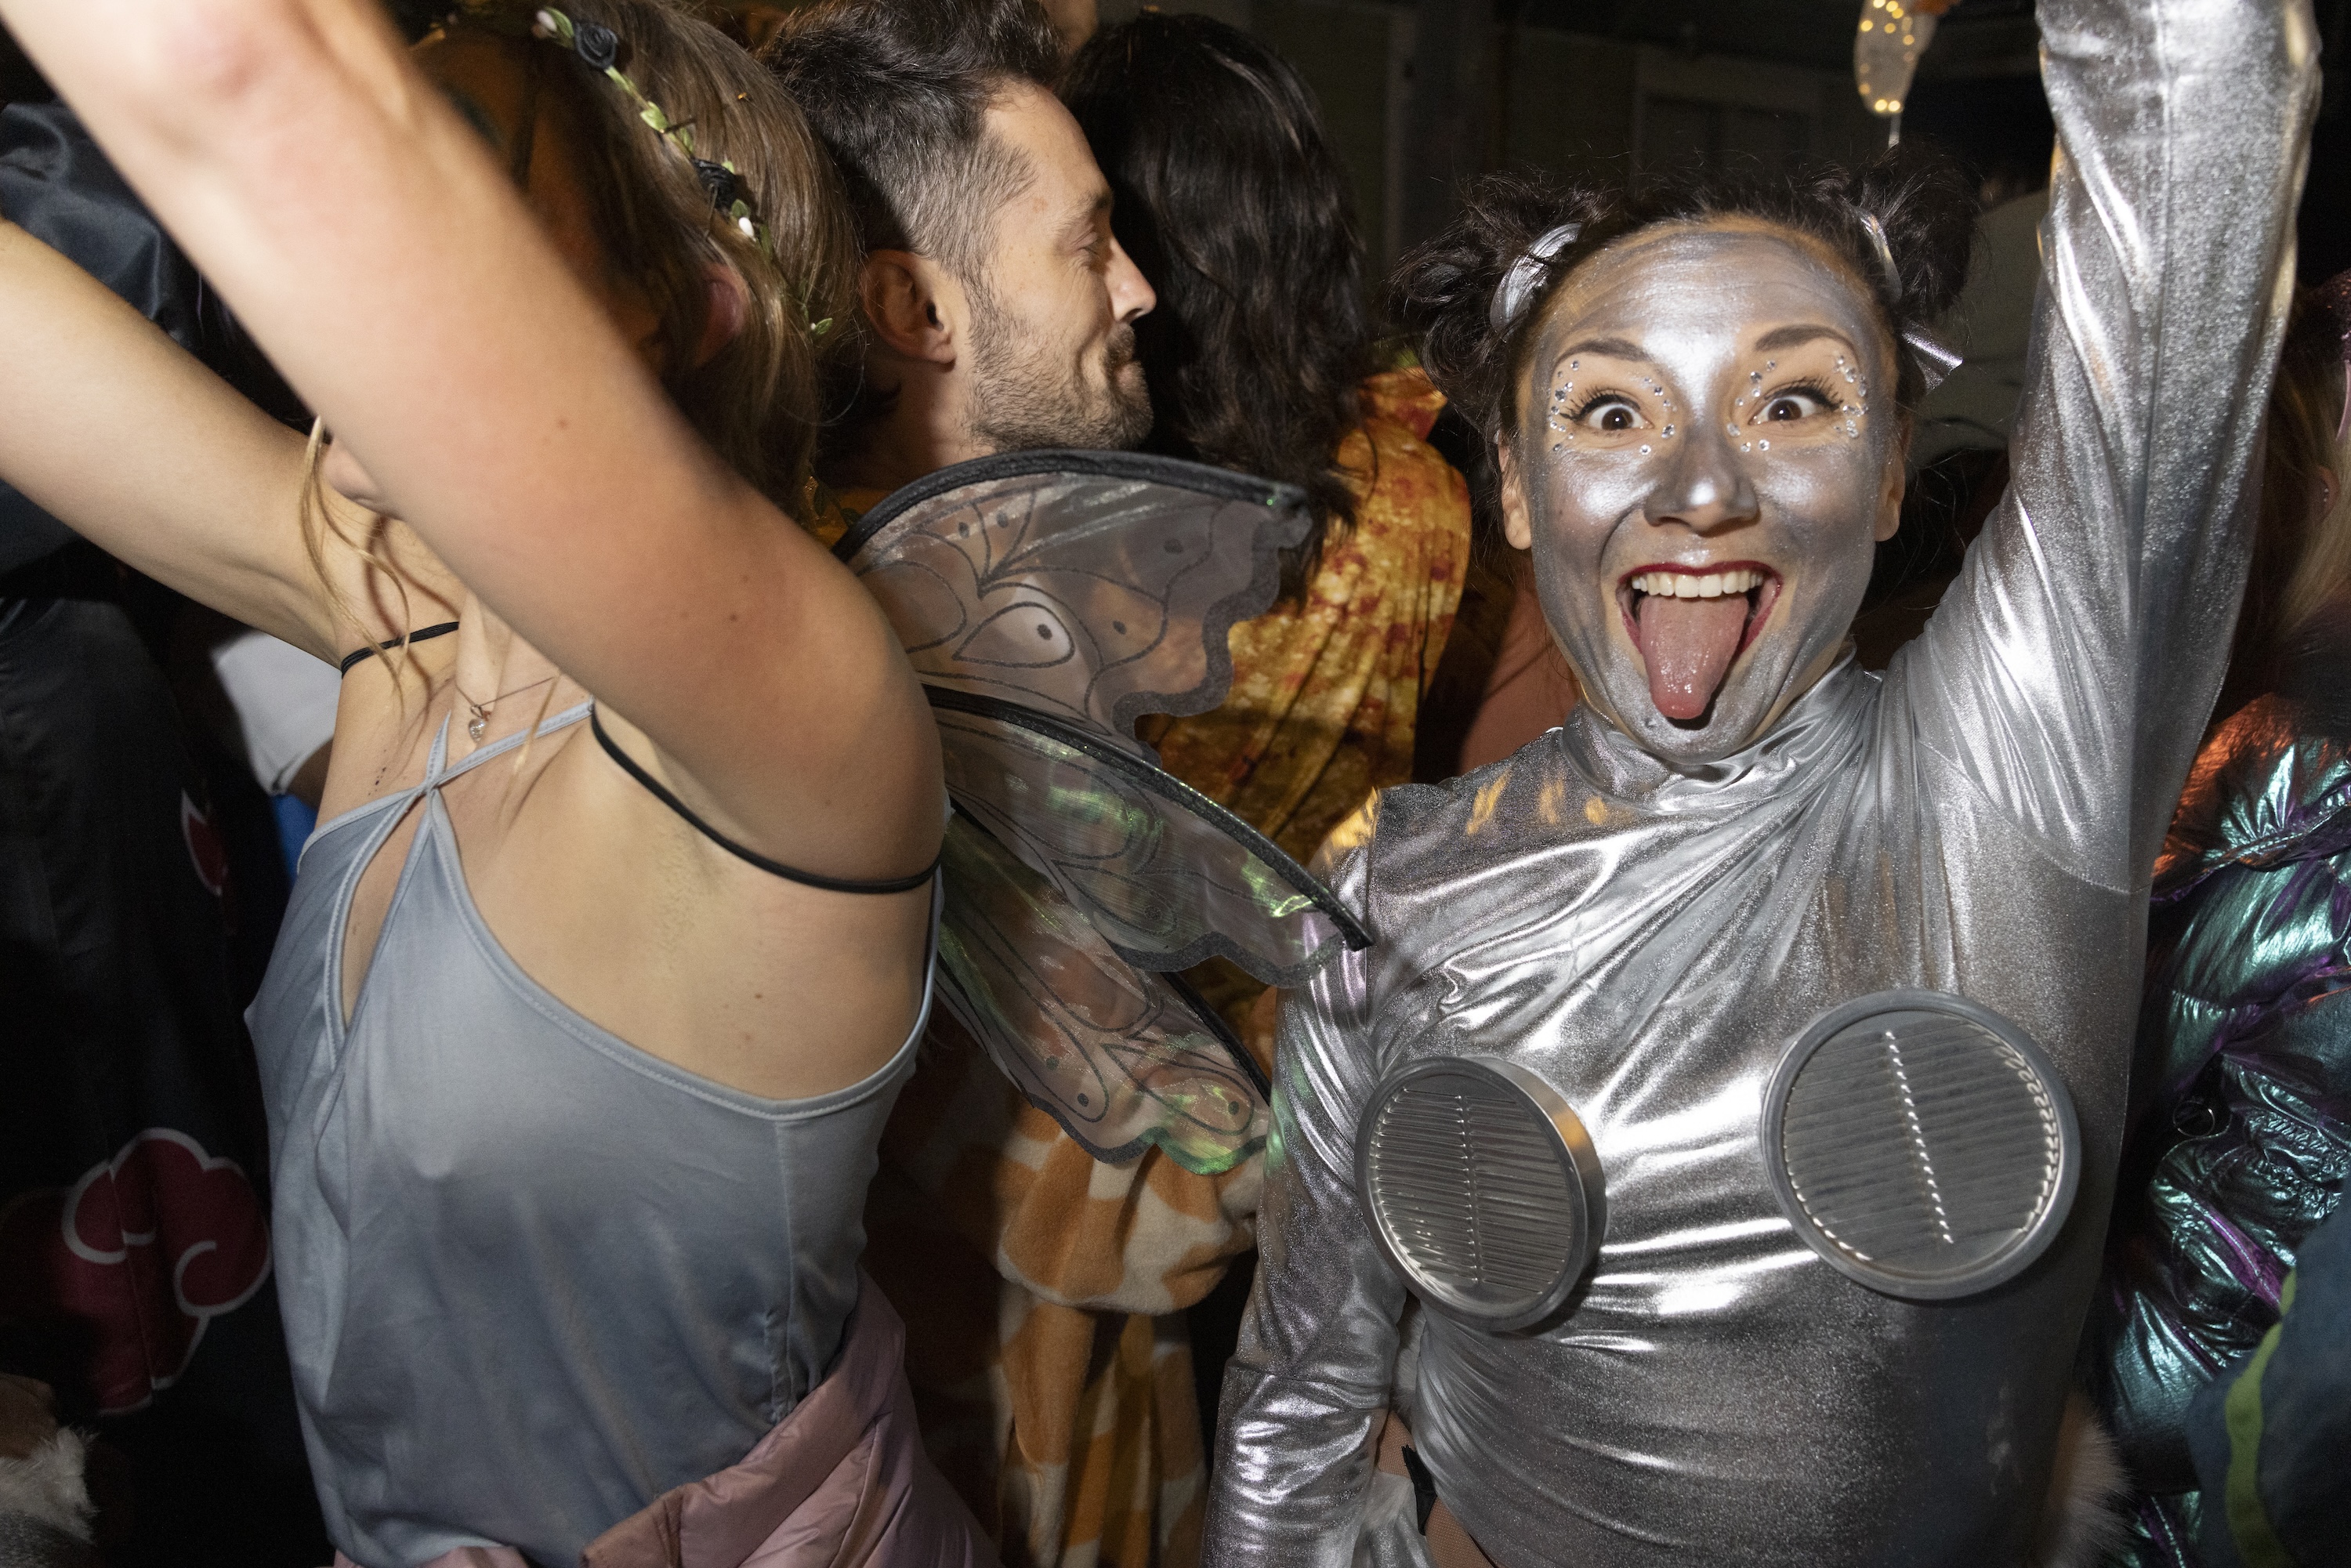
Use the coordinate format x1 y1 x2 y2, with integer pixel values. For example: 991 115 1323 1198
1202 0 2321 1564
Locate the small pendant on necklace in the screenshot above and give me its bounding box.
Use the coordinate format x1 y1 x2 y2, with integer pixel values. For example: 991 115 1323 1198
468 712 488 742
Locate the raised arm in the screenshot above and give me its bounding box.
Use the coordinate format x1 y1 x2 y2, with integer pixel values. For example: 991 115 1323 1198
0 0 941 872
0 100 423 658
0 219 400 660
1204 838 1407 1566
1902 0 2321 892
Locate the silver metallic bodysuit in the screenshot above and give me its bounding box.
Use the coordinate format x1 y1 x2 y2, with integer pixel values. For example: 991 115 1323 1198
1204 2 2319 1563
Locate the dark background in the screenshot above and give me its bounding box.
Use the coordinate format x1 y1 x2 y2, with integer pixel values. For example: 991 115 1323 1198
1092 0 2351 292
9 0 2348 288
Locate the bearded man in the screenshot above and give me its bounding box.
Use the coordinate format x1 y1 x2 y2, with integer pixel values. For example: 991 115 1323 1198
768 9 1245 1568
771 0 1150 523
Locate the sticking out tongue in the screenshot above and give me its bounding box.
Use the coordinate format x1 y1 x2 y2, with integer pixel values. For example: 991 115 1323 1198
1636 592 1749 721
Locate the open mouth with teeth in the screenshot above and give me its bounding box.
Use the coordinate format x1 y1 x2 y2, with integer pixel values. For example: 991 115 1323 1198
1618 563 1783 722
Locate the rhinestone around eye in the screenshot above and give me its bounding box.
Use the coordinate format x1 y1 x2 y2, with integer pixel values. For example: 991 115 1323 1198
1757 438 1770 451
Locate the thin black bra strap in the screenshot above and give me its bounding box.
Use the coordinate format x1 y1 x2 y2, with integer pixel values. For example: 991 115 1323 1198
589 708 938 895
339 621 462 676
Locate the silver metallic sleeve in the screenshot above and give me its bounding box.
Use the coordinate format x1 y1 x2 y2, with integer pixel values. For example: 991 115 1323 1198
1903 0 2320 893
1207 824 1407 1566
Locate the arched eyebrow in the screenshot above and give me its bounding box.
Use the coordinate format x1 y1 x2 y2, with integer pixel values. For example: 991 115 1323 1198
1752 324 1860 357
1554 335 1649 363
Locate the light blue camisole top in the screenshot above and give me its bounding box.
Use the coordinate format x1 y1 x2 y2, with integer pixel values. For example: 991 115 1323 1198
247 702 934 1568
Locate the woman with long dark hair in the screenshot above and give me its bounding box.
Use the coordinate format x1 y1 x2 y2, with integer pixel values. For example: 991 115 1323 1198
1066 13 1472 876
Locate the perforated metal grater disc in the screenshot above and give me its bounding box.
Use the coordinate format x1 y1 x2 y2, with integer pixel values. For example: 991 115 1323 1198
1762 990 2080 1302
1357 1057 1604 1332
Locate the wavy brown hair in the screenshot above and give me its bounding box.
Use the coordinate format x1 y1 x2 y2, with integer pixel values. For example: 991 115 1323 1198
305 0 859 674
1064 13 1373 595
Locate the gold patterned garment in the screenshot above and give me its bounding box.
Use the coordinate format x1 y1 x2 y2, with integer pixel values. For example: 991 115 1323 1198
1136 368 1473 867
816 371 1468 1568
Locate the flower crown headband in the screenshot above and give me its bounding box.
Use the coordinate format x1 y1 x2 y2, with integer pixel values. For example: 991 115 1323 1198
450 4 835 336
462 4 778 259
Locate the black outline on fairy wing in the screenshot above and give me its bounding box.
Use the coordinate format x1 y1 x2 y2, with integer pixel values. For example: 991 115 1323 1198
840 453 1371 1171
929 688 1371 978
934 811 1273 1175
838 451 1308 751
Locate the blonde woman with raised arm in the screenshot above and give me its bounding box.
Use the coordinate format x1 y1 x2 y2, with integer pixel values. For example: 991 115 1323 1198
0 2 988 1562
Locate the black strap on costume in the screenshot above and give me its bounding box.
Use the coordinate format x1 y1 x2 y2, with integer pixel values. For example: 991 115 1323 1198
339 621 462 675
589 708 938 894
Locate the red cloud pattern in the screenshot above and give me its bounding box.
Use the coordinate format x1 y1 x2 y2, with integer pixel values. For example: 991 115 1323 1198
0 1128 271 1413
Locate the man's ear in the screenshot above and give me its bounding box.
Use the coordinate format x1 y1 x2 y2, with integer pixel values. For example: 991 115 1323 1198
859 250 960 366
694 264 748 369
1499 440 1534 552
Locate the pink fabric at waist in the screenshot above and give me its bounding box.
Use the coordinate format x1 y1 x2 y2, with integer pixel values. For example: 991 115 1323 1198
335 1275 995 1568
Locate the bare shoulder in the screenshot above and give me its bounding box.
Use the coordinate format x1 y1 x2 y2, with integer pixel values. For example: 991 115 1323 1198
461 706 936 1103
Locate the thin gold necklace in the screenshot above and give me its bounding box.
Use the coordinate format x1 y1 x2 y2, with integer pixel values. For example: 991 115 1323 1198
453 672 560 742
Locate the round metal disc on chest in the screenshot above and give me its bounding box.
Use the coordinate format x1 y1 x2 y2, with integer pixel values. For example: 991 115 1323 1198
1357 1057 1603 1332
1762 990 2080 1302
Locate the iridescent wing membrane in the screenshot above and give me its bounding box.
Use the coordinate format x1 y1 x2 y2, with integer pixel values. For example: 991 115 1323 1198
934 815 1272 1172
839 450 1298 742
841 452 1373 1173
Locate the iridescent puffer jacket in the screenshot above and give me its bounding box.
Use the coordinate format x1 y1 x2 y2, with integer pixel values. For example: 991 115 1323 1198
2086 676 2351 1564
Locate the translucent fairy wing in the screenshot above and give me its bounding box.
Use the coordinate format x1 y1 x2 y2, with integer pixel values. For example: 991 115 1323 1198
842 453 1364 1170
932 690 1367 985
836 451 1310 752
935 812 1270 1176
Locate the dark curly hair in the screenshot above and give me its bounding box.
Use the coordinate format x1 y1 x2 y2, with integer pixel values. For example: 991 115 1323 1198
1064 13 1375 593
1394 145 1980 457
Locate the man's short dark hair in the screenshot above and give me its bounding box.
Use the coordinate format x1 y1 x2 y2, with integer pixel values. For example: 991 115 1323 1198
764 0 1063 286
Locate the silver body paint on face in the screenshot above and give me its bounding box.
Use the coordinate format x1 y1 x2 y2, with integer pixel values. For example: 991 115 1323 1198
1521 223 1896 763
1202 0 2321 1562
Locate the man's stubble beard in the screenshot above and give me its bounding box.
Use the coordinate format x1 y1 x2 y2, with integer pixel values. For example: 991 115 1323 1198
965 282 1153 454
